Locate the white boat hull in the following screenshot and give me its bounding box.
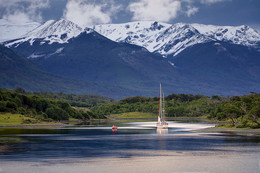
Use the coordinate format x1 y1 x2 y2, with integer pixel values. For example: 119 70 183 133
157 123 168 129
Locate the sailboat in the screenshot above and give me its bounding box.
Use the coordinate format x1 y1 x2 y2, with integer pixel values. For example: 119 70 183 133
157 83 168 129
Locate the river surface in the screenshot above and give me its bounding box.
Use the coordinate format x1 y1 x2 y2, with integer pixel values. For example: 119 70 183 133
0 121 259 173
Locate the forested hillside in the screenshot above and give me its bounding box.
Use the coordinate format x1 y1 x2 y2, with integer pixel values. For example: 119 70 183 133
0 88 104 123
21 89 114 108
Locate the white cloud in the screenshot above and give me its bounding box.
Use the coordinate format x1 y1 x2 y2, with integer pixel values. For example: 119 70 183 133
181 0 230 17
200 0 230 4
128 0 181 22
2 12 31 23
0 0 49 23
63 0 121 27
186 5 199 17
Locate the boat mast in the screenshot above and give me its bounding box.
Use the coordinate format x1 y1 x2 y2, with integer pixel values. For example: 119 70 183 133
158 83 162 123
162 92 165 123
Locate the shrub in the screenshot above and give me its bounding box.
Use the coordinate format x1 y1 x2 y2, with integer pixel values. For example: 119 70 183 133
0 101 7 112
46 106 69 121
17 107 26 115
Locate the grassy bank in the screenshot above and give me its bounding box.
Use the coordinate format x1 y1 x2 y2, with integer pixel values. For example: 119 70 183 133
108 112 157 119
108 112 213 121
0 113 62 126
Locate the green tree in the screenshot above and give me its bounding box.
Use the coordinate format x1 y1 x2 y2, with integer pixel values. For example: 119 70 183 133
46 106 69 121
223 103 243 127
248 104 260 127
0 101 7 112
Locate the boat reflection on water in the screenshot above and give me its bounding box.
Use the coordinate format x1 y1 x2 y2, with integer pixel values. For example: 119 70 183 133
157 128 168 135
112 128 117 134
112 125 118 134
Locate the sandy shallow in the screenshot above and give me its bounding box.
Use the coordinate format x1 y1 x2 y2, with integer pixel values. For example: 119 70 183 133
1 152 259 173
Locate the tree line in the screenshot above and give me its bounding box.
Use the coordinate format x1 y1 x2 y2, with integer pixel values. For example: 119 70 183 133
0 88 104 121
91 94 260 128
1 88 259 128
14 87 114 108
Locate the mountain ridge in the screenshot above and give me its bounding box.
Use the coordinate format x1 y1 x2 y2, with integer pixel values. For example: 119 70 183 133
93 21 260 56
3 19 260 57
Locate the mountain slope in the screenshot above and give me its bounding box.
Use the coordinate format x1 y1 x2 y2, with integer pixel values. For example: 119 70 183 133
0 44 144 99
168 41 260 95
93 21 260 56
0 44 70 91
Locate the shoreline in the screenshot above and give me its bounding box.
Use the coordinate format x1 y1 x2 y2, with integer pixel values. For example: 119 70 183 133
0 119 259 135
193 127 260 136
0 123 67 128
0 119 116 128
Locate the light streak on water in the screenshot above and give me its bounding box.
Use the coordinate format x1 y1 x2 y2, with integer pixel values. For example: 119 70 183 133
124 121 215 132
61 121 215 132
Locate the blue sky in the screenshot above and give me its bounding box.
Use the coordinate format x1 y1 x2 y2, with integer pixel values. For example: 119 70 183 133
0 0 259 30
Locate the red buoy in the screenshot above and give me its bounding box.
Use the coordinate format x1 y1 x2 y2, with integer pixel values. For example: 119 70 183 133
112 125 117 129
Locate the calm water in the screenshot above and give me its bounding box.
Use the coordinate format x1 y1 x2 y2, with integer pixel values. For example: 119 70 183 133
0 121 259 173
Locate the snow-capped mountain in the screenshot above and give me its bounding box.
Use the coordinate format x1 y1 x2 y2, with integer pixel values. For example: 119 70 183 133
192 23 260 46
4 19 84 47
0 19 40 42
93 21 260 56
2 19 260 97
4 25 179 98
4 19 260 57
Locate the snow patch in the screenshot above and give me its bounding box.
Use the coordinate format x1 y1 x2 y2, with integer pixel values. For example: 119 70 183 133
47 47 64 57
27 53 45 59
168 61 175 67
27 47 64 59
55 47 64 54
